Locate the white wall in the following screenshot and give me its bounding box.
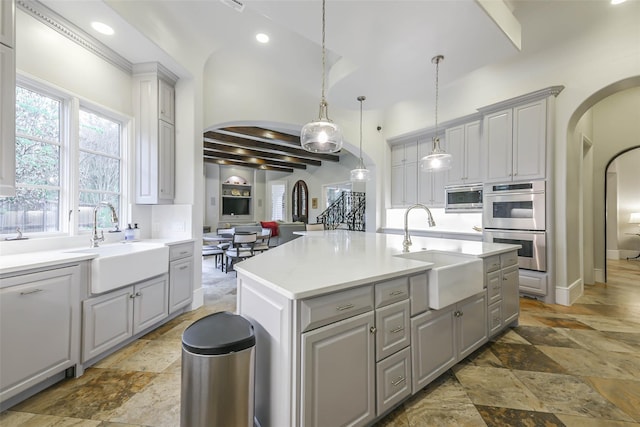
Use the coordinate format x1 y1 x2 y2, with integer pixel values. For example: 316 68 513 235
613 149 640 258
591 88 640 269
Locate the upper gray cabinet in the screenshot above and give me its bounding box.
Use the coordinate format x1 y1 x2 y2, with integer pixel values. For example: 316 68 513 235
390 142 418 207
0 0 15 197
445 120 483 185
133 63 178 204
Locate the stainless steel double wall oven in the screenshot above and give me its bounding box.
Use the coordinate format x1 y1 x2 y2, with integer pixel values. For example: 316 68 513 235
483 181 547 272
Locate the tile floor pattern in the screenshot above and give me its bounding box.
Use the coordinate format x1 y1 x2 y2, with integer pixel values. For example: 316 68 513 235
1 259 639 427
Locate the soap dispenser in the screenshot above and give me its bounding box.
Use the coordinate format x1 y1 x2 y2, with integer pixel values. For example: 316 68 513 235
125 224 134 241
133 223 141 241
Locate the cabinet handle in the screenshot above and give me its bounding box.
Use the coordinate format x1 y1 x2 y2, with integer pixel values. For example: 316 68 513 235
135 291 142 297
129 293 136 299
454 310 463 317
390 326 405 334
391 376 406 387
179 265 188 270
389 290 404 297
20 288 43 295
370 326 377 334
179 251 189 255
503 276 508 281
336 303 355 311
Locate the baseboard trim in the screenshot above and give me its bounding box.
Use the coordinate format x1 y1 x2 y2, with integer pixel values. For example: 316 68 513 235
594 268 605 283
191 287 204 310
607 250 620 260
555 278 583 306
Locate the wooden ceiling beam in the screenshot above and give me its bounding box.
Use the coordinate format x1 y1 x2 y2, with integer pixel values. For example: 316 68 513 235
203 156 294 173
203 149 307 170
204 141 321 167
204 131 339 162
220 126 300 146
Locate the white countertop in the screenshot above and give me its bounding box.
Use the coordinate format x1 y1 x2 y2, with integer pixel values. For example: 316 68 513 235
234 230 519 300
0 238 195 277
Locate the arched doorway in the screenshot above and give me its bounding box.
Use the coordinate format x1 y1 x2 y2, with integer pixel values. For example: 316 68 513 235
292 180 308 223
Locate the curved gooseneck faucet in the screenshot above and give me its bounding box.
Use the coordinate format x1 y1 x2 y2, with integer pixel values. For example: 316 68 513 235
403 204 436 252
91 201 119 247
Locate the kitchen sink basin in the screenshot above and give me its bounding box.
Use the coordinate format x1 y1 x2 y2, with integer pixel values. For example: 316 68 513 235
394 250 483 309
67 242 169 294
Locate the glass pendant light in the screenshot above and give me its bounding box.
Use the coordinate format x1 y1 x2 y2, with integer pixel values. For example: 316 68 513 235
420 55 452 172
350 96 371 182
300 0 343 153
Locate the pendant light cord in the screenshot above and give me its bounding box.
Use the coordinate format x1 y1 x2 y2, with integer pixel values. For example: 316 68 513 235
434 57 439 140
321 0 326 105
359 97 363 160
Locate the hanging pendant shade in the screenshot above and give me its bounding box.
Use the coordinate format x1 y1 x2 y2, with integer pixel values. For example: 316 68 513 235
420 54 452 172
351 95 370 182
301 0 343 153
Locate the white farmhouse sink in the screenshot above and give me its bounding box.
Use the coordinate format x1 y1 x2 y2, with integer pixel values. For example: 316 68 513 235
67 242 169 294
395 250 483 309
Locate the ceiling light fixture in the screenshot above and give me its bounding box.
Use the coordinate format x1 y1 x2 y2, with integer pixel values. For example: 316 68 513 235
300 0 343 153
420 55 452 172
351 96 370 182
256 33 269 43
611 0 627 5
91 21 114 36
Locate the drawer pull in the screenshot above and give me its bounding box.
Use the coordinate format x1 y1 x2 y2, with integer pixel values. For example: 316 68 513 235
179 251 189 255
20 288 43 295
391 376 406 387
129 293 136 299
179 265 189 270
454 310 463 317
390 326 405 334
336 303 355 311
389 290 404 297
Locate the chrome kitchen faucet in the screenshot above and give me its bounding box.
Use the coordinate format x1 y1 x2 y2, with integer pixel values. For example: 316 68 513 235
91 201 119 247
403 204 436 252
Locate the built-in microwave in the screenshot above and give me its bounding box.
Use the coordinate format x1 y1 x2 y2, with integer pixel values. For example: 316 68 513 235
444 184 483 213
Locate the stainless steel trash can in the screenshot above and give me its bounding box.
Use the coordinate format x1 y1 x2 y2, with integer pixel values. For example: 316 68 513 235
180 311 255 427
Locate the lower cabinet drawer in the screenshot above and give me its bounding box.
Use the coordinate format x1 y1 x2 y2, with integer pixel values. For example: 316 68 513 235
519 272 547 295
488 301 502 336
300 286 374 332
376 347 412 416
375 300 410 361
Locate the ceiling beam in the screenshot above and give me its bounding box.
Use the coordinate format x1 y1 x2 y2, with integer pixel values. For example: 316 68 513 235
204 141 321 167
220 126 301 146
203 149 307 170
204 131 340 162
203 156 294 173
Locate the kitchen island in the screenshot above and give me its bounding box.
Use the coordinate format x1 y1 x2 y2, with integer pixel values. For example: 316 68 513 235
234 230 520 427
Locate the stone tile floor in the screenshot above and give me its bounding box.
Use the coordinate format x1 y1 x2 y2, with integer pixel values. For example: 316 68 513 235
1 259 639 426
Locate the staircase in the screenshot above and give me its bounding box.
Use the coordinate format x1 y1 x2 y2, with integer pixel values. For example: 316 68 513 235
316 191 366 231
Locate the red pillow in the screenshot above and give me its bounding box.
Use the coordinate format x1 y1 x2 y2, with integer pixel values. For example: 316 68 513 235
260 221 279 237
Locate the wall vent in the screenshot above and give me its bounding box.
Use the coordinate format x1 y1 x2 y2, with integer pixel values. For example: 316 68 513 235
220 0 244 12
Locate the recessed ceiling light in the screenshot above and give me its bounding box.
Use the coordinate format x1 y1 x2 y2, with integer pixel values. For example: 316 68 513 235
611 0 627 4
256 33 269 44
91 21 114 36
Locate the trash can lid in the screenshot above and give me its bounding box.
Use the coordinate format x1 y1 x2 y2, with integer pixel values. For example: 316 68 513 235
182 311 255 355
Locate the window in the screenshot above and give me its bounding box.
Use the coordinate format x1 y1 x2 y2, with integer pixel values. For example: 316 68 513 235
0 81 125 237
269 181 286 221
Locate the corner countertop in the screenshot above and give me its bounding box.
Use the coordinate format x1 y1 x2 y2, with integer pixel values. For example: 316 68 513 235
0 238 195 277
234 230 519 300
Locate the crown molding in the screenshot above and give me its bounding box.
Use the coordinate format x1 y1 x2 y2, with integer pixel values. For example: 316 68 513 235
477 86 565 114
17 0 133 74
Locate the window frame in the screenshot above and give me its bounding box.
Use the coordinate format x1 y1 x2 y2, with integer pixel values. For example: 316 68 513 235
3 74 131 239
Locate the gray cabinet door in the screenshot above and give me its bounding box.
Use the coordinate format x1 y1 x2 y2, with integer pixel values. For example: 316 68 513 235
376 347 412 416
133 275 169 334
501 265 520 327
301 311 375 427
410 305 456 393
169 257 193 312
83 287 133 362
457 292 488 359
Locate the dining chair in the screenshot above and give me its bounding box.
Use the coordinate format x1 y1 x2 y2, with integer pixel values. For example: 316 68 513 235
224 232 257 273
202 244 224 269
253 228 271 254
215 227 235 250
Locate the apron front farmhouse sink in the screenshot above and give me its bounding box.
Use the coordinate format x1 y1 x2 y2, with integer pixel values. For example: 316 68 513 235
394 250 483 309
67 242 169 294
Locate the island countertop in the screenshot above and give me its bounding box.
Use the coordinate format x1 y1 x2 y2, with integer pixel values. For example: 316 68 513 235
234 230 520 300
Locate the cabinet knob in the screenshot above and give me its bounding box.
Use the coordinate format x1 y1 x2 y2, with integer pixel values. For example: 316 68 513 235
370 326 377 334
129 294 136 299
136 291 142 297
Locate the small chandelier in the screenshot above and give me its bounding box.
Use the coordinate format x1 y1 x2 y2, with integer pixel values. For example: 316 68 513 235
300 0 343 153
420 55 452 172
350 96 371 182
